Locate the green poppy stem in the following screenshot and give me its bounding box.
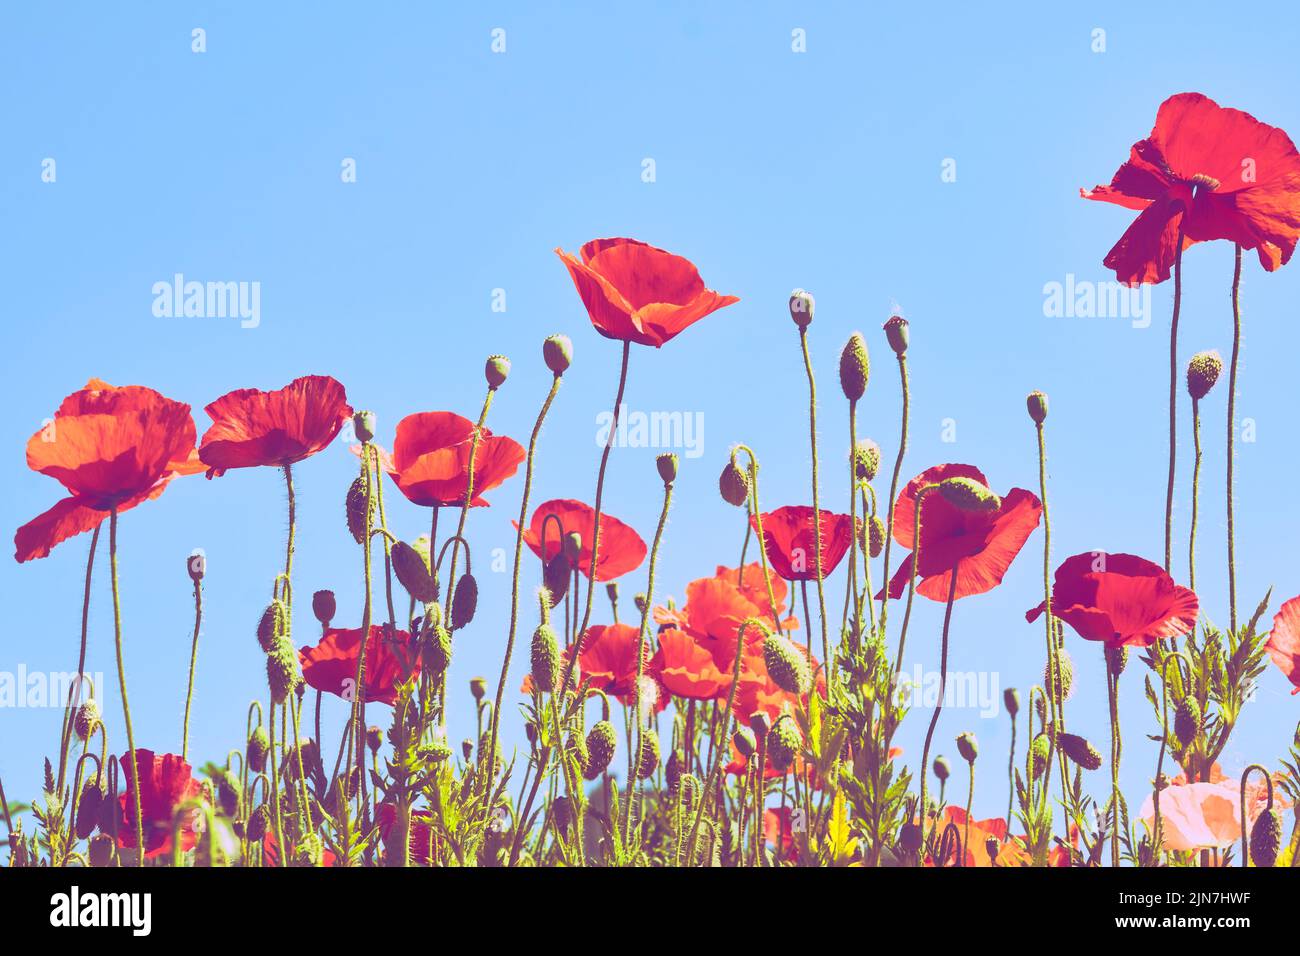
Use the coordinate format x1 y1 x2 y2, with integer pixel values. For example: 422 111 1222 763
1227 243 1242 633
108 509 145 858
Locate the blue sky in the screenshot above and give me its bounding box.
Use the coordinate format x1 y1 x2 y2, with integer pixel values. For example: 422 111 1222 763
4 1 1299 836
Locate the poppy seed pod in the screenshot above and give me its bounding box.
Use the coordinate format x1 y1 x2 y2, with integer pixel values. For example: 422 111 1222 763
1173 695 1201 748
365 725 382 753
345 476 373 545
933 755 951 781
257 599 288 653
657 452 678 485
392 540 437 604
1106 644 1129 677
88 833 116 868
789 288 815 328
749 712 771 740
884 315 909 356
247 725 270 773
529 624 560 692
719 460 750 507
75 776 104 840
1045 649 1075 703
939 476 1002 513
266 636 302 705
469 677 487 701
1249 807 1282 868
312 589 336 626
766 715 802 772
634 593 648 615
585 720 618 777
1186 350 1224 400
853 440 880 482
733 726 756 760
462 739 474 762
1026 390 1048 424
898 822 923 853
868 515 885 558
485 354 511 389
74 699 99 742
1058 732 1102 771
352 410 377 444
187 551 205 582
606 581 619 604
1003 688 1020 718
422 620 453 676
665 750 684 793
839 332 870 401
1030 733 1051 780
763 634 812 695
450 573 478 630
637 732 660 780
543 334 572 375
956 732 978 763
986 834 1001 862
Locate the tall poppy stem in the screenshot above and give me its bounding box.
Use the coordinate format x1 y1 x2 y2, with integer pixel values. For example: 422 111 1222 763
1164 226 1185 573
1189 396 1202 592
842 401 859 642
879 352 910 636
108 509 145 857
798 327 830 671
918 568 959 847
1227 243 1242 633
347 449 374 816
57 524 100 793
1005 705 1016 840
181 569 203 762
1034 418 1068 814
1107 660 1122 866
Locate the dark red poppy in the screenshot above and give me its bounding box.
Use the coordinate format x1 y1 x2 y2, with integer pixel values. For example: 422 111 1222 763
763 806 797 860
198 375 352 476
750 506 855 581
371 411 524 508
15 378 202 562
881 464 1041 602
116 749 204 859
377 803 437 865
1026 551 1198 648
1265 595 1300 694
1083 92 1300 285
298 625 419 705
555 237 739 347
652 626 731 701
518 499 646 581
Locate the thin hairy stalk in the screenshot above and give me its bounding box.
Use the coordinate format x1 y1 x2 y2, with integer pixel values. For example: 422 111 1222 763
1006 707 1016 837
964 763 974 862
842 400 859 640
108 509 145 857
1107 662 1121 866
346 450 375 814
892 484 937 674
1227 243 1242 632
1035 420 1068 811
731 445 782 627
1238 764 1271 867
918 568 959 846
879 352 910 635
181 569 203 761
798 327 830 669
1189 396 1202 591
1164 225 1185 572
57 524 100 792
1152 652 1190 853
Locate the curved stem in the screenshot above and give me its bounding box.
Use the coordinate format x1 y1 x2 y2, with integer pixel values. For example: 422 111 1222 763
1239 763 1272 867
108 509 145 858
918 568 959 847
879 354 910 635
181 570 203 761
1227 243 1242 633
57 523 101 793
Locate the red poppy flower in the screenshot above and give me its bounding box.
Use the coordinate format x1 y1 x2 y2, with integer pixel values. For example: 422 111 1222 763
1083 92 1300 285
1265 595 1300 694
370 411 524 508
652 627 731 701
377 804 437 866
298 625 419 705
577 623 652 698
263 830 339 867
1026 551 1198 648
881 464 1041 602
764 807 797 860
15 378 203 562
198 375 352 476
750 506 855 581
734 643 823 729
117 749 204 859
654 568 797 673
555 237 739 347
518 499 646 581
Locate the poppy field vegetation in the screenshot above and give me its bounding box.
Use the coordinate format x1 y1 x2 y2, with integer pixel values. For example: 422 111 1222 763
7 92 1300 870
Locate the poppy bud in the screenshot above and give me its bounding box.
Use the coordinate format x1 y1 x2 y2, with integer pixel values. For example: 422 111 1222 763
1045 649 1075 703
1106 644 1129 677
1186 350 1224 400
868 515 885 558
76 776 104 840
1249 807 1282 868
884 315 909 356
898 822 923 853
419 742 453 764
986 834 1000 862
553 795 573 833
1026 390 1048 424
392 540 437 604
422 619 453 676
216 769 241 817
366 725 383 754
938 476 1001 513
733 726 756 760
719 460 750 507
560 532 582 565
1173 695 1201 748
247 725 270 773
352 410 377 444
956 731 978 763
461 738 474 761
74 700 99 742
485 354 511 390
634 593 648 615
933 755 951 782
187 551 205 583
542 334 573 376
853 440 880 481
312 589 336 626
636 732 660 780
749 712 771 740
267 636 302 705
566 733 589 775
789 288 815 328
1003 688 1020 718
469 677 487 701
525 721 538 745
529 624 560 692
345 476 373 545
585 721 618 777
766 715 801 772
665 750 684 793
247 804 270 843
606 581 619 604
763 634 812 695
543 553 571 603
839 332 870 401
257 599 289 653
88 833 116 868
1030 733 1051 780
1058 732 1102 771
450 573 478 630
656 452 678 485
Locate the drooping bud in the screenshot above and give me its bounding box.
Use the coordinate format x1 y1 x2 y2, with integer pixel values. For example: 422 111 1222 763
789 288 815 329
266 636 302 705
257 600 289 653
1249 807 1282 868
422 618 453 676
543 334 572 375
1058 732 1102 771
839 332 870 401
853 440 880 481
665 750 684 793
312 589 336 626
88 833 116 867
352 410 377 444
485 355 511 390
215 769 241 817
884 315 909 356
543 553 571 603
392 540 437 603
529 624 560 692
565 733 589 777
450 573 478 630
956 731 978 763
585 721 618 777
1026 391 1048 424
656 452 678 485
749 712 771 740
766 715 802 772
345 476 373 545
1003 688 1020 718
469 677 487 701
74 700 100 742
636 732 660 780
763 634 812 695
561 532 582 564
75 775 104 840
733 726 756 760
719 460 750 507
1029 733 1051 780
933 755 951 782
868 515 885 558
1186 350 1224 401
938 476 1002 513
247 725 270 773
1173 695 1201 748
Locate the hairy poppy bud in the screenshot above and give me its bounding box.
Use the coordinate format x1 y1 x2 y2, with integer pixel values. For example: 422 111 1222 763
939 476 1001 513
566 733 589 776
789 288 815 328
749 712 771 740
365 725 383 753
392 540 437 604
884 315 909 356
485 354 511 390
422 619 453 676
933 755 951 782
461 738 474 762
634 593 648 615
267 636 302 705
247 804 269 842
839 332 870 401
74 700 99 742
450 573 478 630
733 726 756 760
719 460 750 507
763 634 811 695
1186 350 1223 401
986 834 1000 862
257 599 288 653
1030 733 1051 780
345 476 373 545
1173 695 1201 748
956 731 978 763
665 750 684 793
88 833 116 867
76 776 104 840
1106 644 1129 677
216 769 241 817
1045 649 1074 703
657 452 678 485
543 334 572 375
553 795 573 833
636 732 660 780
469 677 487 701
1026 390 1048 424
312 589 336 626
853 440 880 481
1003 688 1020 718
529 624 560 692
585 720 617 777
543 553 571 603
766 715 801 772
247 725 270 773
1249 807 1282 868
1058 732 1102 771
899 822 923 853
187 551 205 582
605 581 619 604
868 515 885 558
419 742 452 765
352 410 377 444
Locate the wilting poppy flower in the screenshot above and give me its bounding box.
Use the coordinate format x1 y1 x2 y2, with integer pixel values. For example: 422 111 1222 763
15 379 203 562
116 749 204 859
1026 552 1198 648
369 411 524 508
881 464 1041 602
199 375 352 476
299 625 419 705
652 627 731 701
518 499 646 581
1265 595 1300 694
555 237 739 347
1083 92 1300 285
750 506 855 581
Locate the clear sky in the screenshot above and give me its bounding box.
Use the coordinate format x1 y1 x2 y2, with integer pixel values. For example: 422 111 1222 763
4 1 1299 836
